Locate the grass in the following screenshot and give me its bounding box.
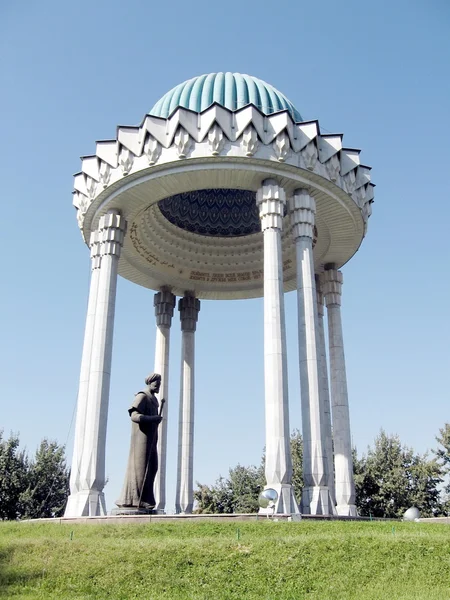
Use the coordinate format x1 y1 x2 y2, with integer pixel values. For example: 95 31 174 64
0 520 449 599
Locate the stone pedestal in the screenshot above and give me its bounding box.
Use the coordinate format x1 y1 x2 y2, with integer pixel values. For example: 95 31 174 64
256 179 298 515
153 290 176 513
175 293 200 514
289 190 332 515
321 267 357 516
65 211 126 517
110 507 156 516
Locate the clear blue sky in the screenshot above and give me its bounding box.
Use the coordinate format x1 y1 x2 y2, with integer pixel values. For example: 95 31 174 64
1 0 449 513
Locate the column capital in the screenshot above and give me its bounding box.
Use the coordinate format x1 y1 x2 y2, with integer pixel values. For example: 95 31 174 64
154 289 176 328
99 210 127 257
256 178 286 231
315 275 324 318
321 267 343 307
289 189 316 240
179 293 201 332
89 231 102 270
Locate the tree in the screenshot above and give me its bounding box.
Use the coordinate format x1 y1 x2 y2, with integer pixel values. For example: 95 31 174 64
194 465 264 514
434 423 450 513
194 478 234 514
0 431 29 520
195 430 303 513
20 439 70 519
290 429 303 501
228 464 265 513
0 432 70 520
354 430 443 518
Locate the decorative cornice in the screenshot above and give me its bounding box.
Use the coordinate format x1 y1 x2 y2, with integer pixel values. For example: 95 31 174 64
73 104 374 234
207 124 225 156
256 179 286 231
98 211 127 258
154 289 176 327
321 268 343 307
89 231 102 270
179 294 201 332
289 189 316 240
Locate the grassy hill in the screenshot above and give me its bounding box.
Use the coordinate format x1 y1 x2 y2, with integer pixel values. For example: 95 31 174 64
0 520 449 599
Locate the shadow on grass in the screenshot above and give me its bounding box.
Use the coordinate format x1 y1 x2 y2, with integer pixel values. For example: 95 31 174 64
0 547 40 597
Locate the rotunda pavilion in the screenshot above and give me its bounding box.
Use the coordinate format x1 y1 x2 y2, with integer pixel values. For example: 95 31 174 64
65 72 374 518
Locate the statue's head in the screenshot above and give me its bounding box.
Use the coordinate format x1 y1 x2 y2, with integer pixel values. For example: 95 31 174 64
145 373 161 393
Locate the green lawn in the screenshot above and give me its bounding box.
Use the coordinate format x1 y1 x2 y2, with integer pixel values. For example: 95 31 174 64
0 520 449 599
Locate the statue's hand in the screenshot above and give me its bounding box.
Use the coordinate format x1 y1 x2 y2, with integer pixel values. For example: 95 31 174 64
145 415 163 424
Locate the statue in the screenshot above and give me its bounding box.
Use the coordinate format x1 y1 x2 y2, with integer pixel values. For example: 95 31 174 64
116 373 164 511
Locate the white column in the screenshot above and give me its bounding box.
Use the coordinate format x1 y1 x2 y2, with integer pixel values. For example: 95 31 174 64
65 231 102 516
175 293 200 514
321 267 357 516
256 179 298 514
65 210 126 517
289 189 332 515
153 289 176 513
316 275 336 509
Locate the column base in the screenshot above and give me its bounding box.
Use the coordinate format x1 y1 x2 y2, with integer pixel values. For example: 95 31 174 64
336 503 358 517
258 484 300 516
175 508 193 515
64 490 107 517
301 486 335 516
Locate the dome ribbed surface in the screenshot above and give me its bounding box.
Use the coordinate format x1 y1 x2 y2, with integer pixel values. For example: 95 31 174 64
150 72 302 122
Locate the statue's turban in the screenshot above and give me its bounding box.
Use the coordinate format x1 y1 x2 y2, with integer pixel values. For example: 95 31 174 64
145 373 161 386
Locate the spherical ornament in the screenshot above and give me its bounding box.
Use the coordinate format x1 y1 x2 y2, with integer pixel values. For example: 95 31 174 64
403 507 420 521
258 488 279 509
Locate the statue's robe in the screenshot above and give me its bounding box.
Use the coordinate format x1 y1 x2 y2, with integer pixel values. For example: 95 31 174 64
116 390 159 509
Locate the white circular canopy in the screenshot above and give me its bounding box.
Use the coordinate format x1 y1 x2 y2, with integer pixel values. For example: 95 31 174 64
73 76 374 300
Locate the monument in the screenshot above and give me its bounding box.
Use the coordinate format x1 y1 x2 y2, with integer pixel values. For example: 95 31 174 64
65 72 374 518
115 373 164 512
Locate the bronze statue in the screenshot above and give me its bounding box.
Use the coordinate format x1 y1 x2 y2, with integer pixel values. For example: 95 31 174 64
116 373 164 511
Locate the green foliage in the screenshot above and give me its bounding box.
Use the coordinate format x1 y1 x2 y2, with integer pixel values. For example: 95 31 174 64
0 432 69 520
20 439 70 519
196 426 447 519
0 431 28 520
354 430 443 518
228 464 265 513
290 429 303 499
435 423 450 472
195 431 303 513
195 465 265 514
1 521 450 599
434 423 450 514
194 477 234 514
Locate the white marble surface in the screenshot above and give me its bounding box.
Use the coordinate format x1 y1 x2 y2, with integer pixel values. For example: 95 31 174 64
153 290 176 513
73 101 373 301
256 180 298 514
316 278 336 509
322 268 357 516
65 212 126 517
290 190 333 515
175 295 200 514
65 232 102 517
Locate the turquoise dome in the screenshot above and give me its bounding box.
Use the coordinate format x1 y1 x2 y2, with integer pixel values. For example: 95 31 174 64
150 73 303 122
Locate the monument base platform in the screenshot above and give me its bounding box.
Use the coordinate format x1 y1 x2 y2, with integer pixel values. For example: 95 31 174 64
22 513 392 525
110 507 157 516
